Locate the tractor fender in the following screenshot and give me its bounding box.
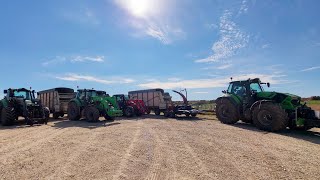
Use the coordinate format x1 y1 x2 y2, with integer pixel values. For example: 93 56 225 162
69 99 82 107
216 96 240 107
250 100 274 111
0 99 9 108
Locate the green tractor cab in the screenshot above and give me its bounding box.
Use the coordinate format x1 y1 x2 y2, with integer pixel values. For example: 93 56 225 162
67 89 123 122
216 78 320 132
0 88 49 126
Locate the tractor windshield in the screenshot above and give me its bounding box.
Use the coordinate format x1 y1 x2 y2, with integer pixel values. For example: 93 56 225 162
13 90 32 100
250 83 263 92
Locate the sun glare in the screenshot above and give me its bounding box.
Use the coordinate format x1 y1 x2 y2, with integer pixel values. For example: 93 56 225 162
126 0 150 17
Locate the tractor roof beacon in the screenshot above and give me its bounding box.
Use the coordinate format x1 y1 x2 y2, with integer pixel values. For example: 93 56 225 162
216 78 320 132
0 88 49 126
67 89 123 122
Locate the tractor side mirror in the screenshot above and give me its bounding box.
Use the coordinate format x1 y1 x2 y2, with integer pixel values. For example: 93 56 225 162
3 90 7 94
222 90 227 94
267 83 270 87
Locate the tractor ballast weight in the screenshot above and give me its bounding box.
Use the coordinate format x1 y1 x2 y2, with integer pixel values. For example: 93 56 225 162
113 94 147 117
67 89 123 122
0 88 49 126
216 78 320 131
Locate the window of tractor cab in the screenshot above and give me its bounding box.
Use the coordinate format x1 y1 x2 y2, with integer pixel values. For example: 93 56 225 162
228 83 247 96
13 90 31 100
250 83 263 93
124 95 129 100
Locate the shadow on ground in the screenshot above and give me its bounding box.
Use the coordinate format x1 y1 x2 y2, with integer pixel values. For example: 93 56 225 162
231 122 320 145
51 119 121 129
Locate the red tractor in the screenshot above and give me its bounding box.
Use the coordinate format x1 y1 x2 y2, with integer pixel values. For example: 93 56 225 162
113 94 148 117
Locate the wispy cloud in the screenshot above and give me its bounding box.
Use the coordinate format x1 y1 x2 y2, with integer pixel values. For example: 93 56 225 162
139 73 286 89
42 55 105 67
238 0 249 15
195 10 249 63
55 73 135 85
262 43 270 49
217 63 233 70
114 0 185 44
301 66 320 72
194 91 209 94
61 7 100 25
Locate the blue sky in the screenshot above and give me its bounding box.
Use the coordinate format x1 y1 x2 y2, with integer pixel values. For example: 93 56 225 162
0 0 320 100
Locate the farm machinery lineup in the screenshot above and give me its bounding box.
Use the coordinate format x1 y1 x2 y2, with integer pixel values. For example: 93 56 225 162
0 88 49 126
216 78 320 131
67 89 123 122
113 94 147 117
129 89 199 117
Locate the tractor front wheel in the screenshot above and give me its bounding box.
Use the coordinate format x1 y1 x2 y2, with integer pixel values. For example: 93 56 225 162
85 107 100 122
1 106 16 126
104 114 115 122
216 99 239 124
68 102 80 121
124 106 134 117
253 102 288 132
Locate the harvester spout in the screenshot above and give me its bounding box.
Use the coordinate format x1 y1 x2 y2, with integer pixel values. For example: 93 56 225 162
172 90 188 105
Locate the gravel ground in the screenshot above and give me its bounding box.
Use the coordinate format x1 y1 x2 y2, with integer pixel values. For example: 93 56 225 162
0 115 319 180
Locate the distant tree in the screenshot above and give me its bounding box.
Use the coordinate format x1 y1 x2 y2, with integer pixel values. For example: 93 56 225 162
311 96 320 100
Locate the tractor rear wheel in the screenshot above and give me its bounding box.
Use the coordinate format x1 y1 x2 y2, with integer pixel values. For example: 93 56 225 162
253 102 288 132
124 106 134 117
216 99 239 124
1 106 16 126
68 102 80 121
85 107 100 122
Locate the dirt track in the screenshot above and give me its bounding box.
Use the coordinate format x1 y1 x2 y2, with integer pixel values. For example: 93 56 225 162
0 115 319 180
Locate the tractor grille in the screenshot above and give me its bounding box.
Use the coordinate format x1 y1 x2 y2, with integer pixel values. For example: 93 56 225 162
27 105 43 118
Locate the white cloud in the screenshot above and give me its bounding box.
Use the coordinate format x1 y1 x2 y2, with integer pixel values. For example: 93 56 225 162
301 66 320 72
195 10 249 63
139 73 286 89
262 43 270 49
194 92 209 94
62 7 100 25
42 55 105 67
71 56 105 62
238 0 249 15
114 0 185 44
217 63 233 70
168 77 181 81
55 73 135 85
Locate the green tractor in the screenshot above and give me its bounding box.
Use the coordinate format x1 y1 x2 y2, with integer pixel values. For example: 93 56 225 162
0 88 49 126
216 78 320 132
67 89 123 122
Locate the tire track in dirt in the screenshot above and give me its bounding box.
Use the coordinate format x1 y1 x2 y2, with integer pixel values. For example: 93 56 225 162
154 119 218 180
144 120 177 180
112 121 142 180
194 120 295 179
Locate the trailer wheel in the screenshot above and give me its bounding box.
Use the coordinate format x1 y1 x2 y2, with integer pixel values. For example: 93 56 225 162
253 102 288 132
185 113 190 117
1 106 16 126
154 109 161 116
53 112 60 119
191 114 197 117
60 113 64 118
68 102 80 121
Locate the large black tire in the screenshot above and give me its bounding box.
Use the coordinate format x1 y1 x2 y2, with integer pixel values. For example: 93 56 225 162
53 112 60 119
1 106 16 126
68 102 80 121
191 113 197 117
252 102 288 132
124 106 134 117
216 99 239 124
154 109 161 116
85 106 100 122
104 114 115 122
